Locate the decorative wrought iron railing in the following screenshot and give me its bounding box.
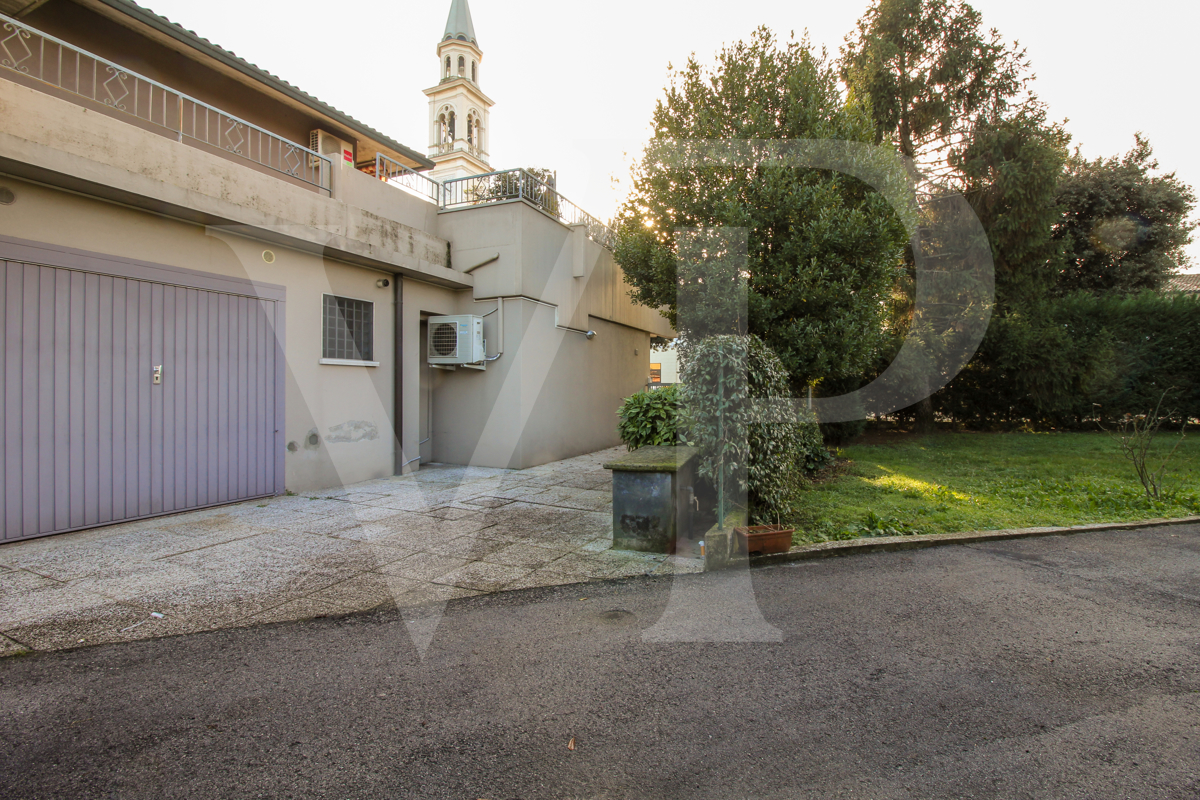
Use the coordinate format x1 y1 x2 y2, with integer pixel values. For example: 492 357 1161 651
441 168 614 249
0 13 332 193
374 153 441 204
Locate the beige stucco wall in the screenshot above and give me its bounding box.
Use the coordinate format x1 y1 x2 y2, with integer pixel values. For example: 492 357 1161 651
651 348 679 384
0 177 400 490
0 78 461 287
436 201 674 338
397 200 671 470
397 278 459 474
21 0 425 169
0 68 674 479
419 298 650 469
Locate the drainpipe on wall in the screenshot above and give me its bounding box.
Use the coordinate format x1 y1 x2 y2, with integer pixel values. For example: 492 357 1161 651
393 275 405 474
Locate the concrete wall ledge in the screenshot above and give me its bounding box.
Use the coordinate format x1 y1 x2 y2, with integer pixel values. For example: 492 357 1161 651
0 78 468 288
746 515 1200 569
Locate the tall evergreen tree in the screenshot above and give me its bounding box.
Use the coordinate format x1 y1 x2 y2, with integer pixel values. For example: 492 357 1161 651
1053 135 1197 295
613 28 908 391
841 0 1031 185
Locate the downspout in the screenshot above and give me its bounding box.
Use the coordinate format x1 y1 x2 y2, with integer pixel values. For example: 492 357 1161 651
393 275 405 474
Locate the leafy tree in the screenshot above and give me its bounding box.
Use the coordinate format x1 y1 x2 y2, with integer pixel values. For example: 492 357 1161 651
953 107 1071 306
842 0 1034 430
680 335 829 524
930 108 1071 423
613 28 908 391
1053 135 1197 295
841 0 1031 183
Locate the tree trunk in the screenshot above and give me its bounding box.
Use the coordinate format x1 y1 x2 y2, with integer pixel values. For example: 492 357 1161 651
914 396 936 434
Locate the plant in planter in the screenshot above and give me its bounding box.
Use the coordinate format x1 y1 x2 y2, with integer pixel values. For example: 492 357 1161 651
680 334 828 541
734 524 795 555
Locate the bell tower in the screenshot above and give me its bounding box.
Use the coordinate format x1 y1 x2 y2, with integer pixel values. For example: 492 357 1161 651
424 0 493 182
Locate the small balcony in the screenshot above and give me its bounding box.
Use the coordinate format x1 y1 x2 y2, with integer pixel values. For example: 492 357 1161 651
441 168 614 249
0 13 332 194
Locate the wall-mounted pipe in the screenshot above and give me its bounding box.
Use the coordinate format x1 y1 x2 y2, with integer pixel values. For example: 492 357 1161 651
393 275 404 475
473 296 505 361
474 294 593 338
462 252 500 275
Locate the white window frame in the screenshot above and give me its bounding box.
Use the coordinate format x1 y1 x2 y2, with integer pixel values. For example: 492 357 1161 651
320 293 379 367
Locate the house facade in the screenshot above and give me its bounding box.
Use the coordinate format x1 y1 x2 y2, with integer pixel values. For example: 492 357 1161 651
649 348 679 387
0 0 672 542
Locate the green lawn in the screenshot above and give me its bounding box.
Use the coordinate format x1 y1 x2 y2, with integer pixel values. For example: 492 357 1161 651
787 431 1200 544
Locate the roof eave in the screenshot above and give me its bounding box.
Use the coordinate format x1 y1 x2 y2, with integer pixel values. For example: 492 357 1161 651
83 0 434 170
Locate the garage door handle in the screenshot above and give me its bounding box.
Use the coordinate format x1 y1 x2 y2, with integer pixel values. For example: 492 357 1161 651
153 365 163 385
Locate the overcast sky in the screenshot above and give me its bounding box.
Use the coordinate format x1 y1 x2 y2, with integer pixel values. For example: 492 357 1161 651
142 0 1199 271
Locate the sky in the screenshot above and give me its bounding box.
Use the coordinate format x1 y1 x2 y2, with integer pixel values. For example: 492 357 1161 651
141 0 1199 271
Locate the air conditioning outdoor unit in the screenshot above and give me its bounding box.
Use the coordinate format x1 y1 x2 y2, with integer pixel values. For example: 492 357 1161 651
308 129 353 168
428 315 485 365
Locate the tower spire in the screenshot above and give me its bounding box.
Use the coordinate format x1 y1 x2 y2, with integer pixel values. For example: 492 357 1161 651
443 0 478 46
424 0 493 182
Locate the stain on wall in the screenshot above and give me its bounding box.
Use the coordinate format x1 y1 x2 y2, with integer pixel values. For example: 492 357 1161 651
327 420 380 443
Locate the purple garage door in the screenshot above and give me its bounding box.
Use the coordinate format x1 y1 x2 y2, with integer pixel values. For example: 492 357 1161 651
1 238 286 543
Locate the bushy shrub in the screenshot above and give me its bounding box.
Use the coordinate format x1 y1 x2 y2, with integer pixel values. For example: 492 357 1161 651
936 291 1200 427
616 384 682 450
681 335 830 524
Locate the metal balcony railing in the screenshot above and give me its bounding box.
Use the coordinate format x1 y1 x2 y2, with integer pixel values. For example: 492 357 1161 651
374 153 441 205
0 14 332 193
441 168 614 249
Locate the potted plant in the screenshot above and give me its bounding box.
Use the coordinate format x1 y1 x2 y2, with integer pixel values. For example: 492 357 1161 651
733 523 794 556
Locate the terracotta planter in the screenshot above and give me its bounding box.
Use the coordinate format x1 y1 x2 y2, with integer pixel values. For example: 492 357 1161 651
734 525 794 556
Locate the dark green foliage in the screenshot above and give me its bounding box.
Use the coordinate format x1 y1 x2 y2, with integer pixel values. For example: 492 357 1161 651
841 0 1200 431
814 374 870 445
1054 135 1197 295
953 108 1071 305
616 385 681 450
613 28 908 390
680 335 830 524
936 292 1200 425
841 0 1031 171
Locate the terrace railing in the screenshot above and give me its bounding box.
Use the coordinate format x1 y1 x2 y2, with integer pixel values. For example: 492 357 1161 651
441 168 614 249
0 13 332 193
375 153 441 205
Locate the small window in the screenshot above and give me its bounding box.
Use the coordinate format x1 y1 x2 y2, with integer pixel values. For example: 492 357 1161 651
650 364 662 383
471 61 477 82
458 56 465 76
445 56 451 77
322 294 375 364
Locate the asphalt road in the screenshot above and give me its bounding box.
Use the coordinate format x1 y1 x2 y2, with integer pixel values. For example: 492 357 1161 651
2 525 1199 799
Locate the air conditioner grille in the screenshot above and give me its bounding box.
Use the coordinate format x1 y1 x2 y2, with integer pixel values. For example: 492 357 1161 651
431 323 459 356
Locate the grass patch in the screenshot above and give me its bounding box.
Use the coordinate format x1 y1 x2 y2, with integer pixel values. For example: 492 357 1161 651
788 431 1200 545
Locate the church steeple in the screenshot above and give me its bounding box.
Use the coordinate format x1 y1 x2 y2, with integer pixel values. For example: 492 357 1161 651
424 0 493 182
443 0 478 46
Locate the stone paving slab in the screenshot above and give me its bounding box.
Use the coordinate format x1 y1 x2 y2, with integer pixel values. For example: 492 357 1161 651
0 447 700 653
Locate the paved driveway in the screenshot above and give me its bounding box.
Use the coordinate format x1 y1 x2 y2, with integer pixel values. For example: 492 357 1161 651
0 447 697 653
1 525 1197 798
